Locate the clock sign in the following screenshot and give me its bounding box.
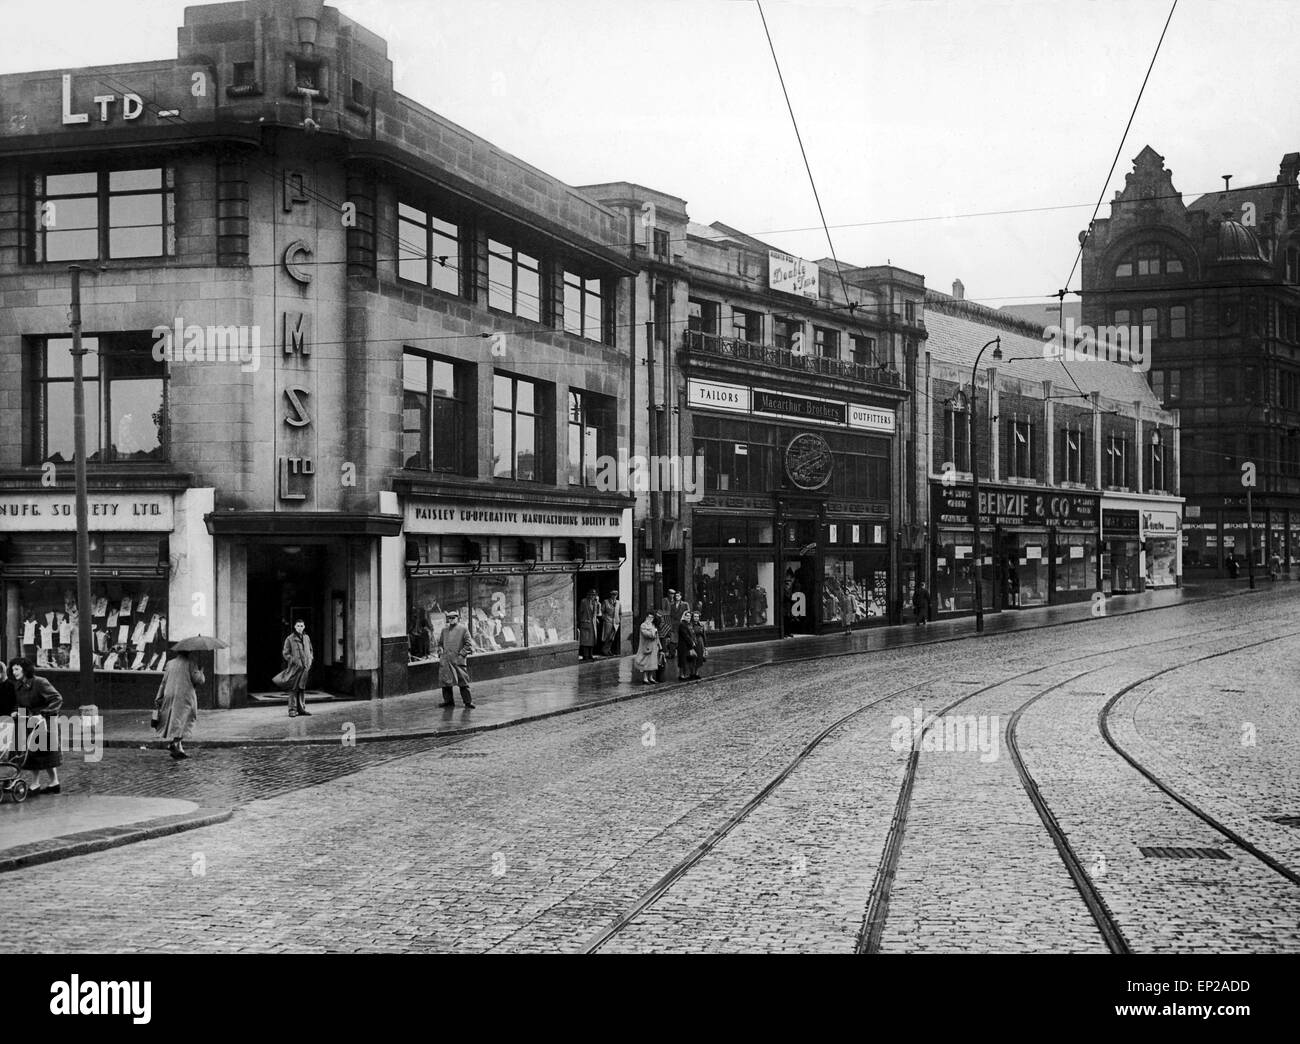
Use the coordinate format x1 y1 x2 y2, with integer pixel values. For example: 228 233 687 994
784 432 833 491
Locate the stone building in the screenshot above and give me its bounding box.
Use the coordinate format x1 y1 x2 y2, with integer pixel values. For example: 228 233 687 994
0 0 635 706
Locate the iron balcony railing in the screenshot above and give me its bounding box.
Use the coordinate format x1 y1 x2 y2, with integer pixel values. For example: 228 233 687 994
681 330 903 387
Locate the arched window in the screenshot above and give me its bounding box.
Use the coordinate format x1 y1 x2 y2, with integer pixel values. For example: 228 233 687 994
1114 242 1185 278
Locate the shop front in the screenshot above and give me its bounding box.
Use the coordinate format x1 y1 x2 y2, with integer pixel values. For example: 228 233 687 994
0 487 214 707
402 495 627 684
1141 508 1181 588
931 483 1100 615
1102 508 1141 594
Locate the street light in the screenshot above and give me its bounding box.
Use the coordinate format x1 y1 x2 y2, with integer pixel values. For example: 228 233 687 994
68 265 95 701
969 336 1001 633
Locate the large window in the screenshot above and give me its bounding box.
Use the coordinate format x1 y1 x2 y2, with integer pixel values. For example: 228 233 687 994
563 271 604 342
488 238 541 321
694 417 774 493
13 576 169 673
567 389 616 486
30 334 166 464
827 431 890 500
1169 304 1187 338
773 316 801 352
407 572 572 662
34 168 174 261
1007 420 1032 478
944 407 970 472
397 202 460 294
1105 435 1130 487
731 307 762 343
1058 427 1085 483
850 334 876 366
814 326 840 359
1114 241 1184 278
1148 438 1165 491
403 351 466 473
688 298 720 334
493 372 538 481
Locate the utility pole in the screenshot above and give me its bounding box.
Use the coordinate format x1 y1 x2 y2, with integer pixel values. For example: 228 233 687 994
968 337 1001 634
68 266 95 701
646 318 663 614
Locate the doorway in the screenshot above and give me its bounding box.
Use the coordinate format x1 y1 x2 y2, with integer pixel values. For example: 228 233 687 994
247 544 327 693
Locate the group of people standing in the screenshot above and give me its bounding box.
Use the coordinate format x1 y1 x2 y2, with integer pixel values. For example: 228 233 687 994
632 589 708 685
577 590 622 661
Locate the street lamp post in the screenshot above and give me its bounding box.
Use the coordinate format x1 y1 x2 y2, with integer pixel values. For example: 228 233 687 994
968 337 1001 634
68 266 95 701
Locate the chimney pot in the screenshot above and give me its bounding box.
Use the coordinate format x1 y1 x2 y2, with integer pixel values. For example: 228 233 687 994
952 278 965 301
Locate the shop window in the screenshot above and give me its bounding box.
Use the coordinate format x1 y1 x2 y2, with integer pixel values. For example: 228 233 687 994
406 573 573 663
33 167 174 262
1058 428 1084 484
397 201 460 295
1169 304 1187 338
563 270 604 343
688 298 720 335
944 407 970 472
488 238 541 321
731 306 762 344
1007 421 1032 478
493 372 540 481
29 333 167 465
1105 435 1130 487
567 388 615 486
402 351 467 473
814 326 839 359
1053 533 1096 593
692 555 774 631
12 575 169 673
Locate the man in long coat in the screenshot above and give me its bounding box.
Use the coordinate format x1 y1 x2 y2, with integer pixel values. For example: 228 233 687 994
577 589 600 661
282 619 314 716
437 609 473 708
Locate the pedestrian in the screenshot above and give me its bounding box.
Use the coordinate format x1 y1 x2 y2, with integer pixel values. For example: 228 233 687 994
281 618 314 717
436 609 474 707
1270 551 1281 581
7 657 62 794
600 590 621 655
152 650 204 760
676 608 696 680
1226 555 1240 579
912 583 931 626
841 585 857 635
656 609 676 683
578 588 600 661
633 612 660 684
684 610 708 680
668 589 688 628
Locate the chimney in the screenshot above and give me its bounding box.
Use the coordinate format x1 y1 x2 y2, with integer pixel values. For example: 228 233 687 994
952 278 965 301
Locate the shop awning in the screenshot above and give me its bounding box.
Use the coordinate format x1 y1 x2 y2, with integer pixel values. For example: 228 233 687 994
204 511 403 537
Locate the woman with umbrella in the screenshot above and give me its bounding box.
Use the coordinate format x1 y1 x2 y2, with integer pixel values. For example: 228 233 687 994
153 634 224 759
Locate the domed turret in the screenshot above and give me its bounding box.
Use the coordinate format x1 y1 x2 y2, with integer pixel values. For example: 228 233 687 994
1217 219 1268 263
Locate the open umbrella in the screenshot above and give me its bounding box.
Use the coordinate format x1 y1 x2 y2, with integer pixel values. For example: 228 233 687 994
170 634 229 652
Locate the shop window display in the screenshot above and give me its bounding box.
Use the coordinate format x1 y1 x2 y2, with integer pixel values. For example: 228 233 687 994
408 573 573 663
1145 538 1177 587
14 580 167 672
1053 534 1097 593
693 556 774 632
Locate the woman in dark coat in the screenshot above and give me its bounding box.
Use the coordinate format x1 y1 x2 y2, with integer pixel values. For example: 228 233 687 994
680 611 707 680
153 650 205 759
655 610 676 683
8 657 63 794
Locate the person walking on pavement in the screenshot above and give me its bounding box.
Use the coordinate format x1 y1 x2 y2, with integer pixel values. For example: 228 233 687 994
436 609 474 707
578 589 600 661
683 610 708 680
912 583 931 626
841 585 857 636
153 650 205 760
655 609 677 683
600 591 621 655
633 612 660 684
281 618 314 717
7 657 63 794
676 608 697 680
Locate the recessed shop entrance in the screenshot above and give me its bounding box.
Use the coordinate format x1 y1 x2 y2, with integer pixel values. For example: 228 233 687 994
247 544 327 693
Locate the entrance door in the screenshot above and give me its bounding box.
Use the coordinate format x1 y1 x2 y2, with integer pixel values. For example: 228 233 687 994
783 555 817 634
247 544 326 693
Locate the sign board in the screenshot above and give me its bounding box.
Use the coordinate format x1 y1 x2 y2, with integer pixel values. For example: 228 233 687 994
932 484 1099 529
686 379 750 413
768 250 819 299
1142 510 1180 536
847 404 897 434
754 389 845 425
0 493 173 532
405 501 622 537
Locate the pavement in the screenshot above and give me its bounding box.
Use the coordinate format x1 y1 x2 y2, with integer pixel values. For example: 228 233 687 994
0 578 1261 872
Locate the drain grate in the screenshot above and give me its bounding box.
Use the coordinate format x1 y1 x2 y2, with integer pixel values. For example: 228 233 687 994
441 751 489 759
1140 845 1231 860
1266 815 1300 828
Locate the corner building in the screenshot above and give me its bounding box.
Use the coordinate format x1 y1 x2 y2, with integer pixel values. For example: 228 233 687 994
0 0 634 707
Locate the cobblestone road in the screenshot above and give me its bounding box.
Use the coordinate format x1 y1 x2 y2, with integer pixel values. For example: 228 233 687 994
8 589 1300 953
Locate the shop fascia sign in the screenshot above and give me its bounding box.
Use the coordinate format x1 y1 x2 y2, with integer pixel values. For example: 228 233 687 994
405 502 622 538
768 251 819 299
934 485 1098 528
0 493 173 532
59 74 183 125
1142 510 1179 535
687 379 895 433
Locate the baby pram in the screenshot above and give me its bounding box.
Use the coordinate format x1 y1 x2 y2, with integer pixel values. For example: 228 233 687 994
0 723 30 803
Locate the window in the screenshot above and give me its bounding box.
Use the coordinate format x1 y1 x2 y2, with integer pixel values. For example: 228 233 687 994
813 327 840 359
1105 435 1129 487
1169 305 1187 338
1007 420 1032 478
567 389 615 486
693 417 774 493
1114 241 1185 278
30 333 166 464
1058 428 1084 483
1221 366 1238 404
731 307 762 343
294 60 321 92
1288 247 1300 284
774 317 801 352
398 202 460 295
688 299 720 335
944 407 970 472
1150 371 1165 402
488 239 541 321
403 352 466 473
1141 307 1159 337
562 271 604 343
1148 438 1165 491
233 62 256 87
905 300 916 323
652 228 670 259
827 431 890 500
493 373 538 480
850 334 876 366
34 168 174 262
1114 309 1131 326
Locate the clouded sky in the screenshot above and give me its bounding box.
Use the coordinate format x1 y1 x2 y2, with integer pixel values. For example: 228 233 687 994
7 0 1298 307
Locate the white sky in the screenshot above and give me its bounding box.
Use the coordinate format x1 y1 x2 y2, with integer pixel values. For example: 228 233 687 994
6 0 1298 307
